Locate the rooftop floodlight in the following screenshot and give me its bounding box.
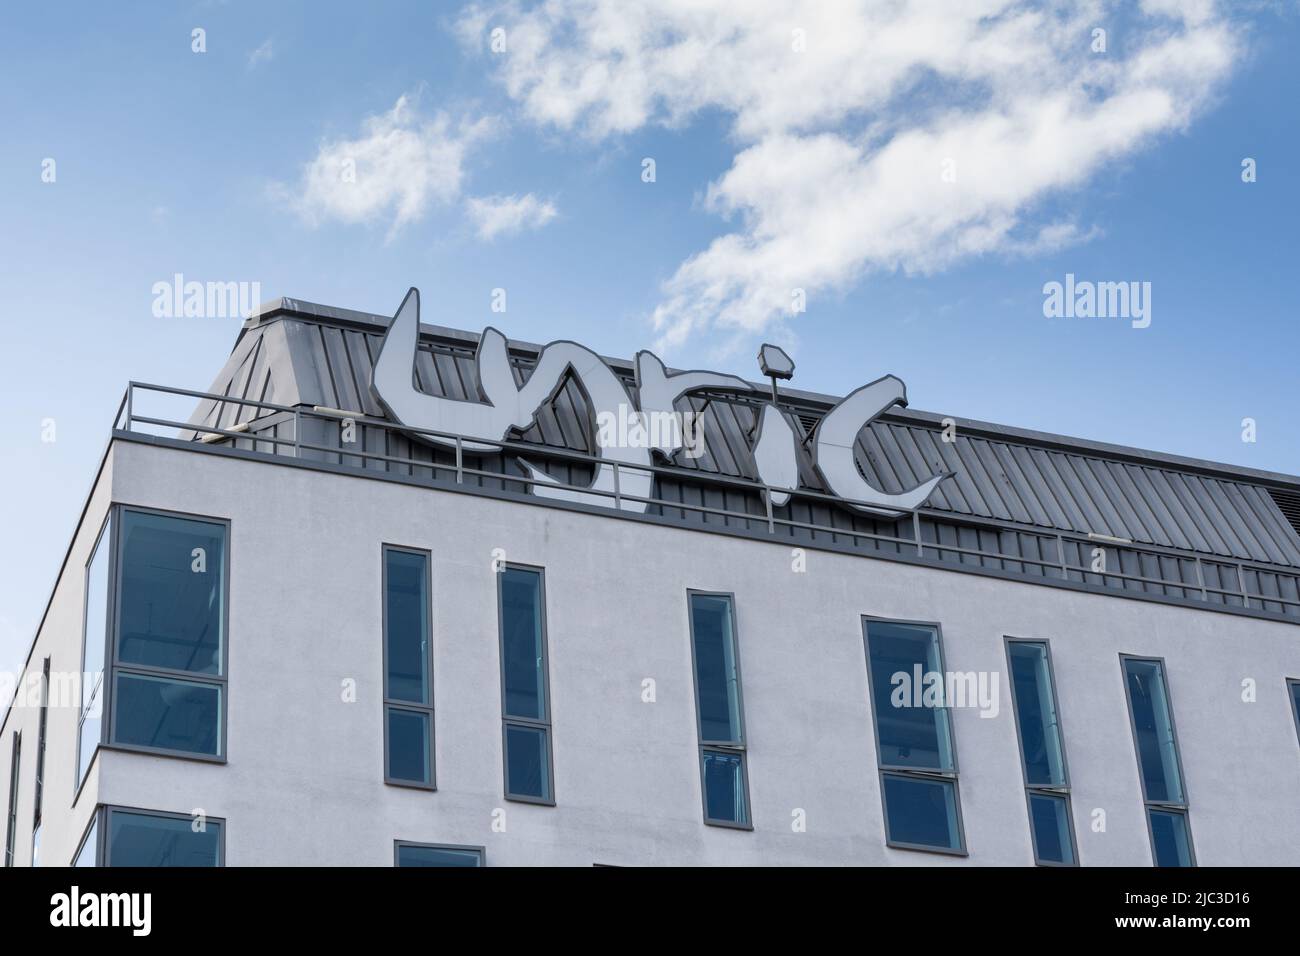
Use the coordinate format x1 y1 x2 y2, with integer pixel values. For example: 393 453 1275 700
758 343 795 402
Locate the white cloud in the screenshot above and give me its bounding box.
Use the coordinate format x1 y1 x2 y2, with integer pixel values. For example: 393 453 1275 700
279 94 495 235
247 38 274 69
466 193 558 240
459 0 1241 350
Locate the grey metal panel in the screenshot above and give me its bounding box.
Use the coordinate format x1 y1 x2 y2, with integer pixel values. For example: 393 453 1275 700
184 309 1300 571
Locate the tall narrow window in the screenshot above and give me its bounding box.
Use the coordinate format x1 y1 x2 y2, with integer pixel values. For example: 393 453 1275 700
383 546 434 788
497 566 553 804
1006 639 1076 865
110 509 227 760
863 618 965 854
4 733 19 867
1288 679 1300 749
1121 656 1194 867
688 592 751 828
79 515 112 787
32 658 50 866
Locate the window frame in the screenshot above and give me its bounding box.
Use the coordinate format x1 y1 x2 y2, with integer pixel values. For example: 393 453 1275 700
687 589 753 830
4 732 19 867
1119 654 1196 867
1004 636 1078 867
104 505 231 765
76 513 114 797
495 563 555 806
393 840 485 867
382 544 436 791
1287 678 1300 750
861 615 967 856
77 804 227 867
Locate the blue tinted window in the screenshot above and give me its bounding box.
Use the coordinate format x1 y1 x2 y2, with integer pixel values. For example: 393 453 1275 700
385 549 429 704
1123 659 1183 804
702 750 748 825
1028 792 1075 865
864 621 953 771
1289 680 1300 745
504 724 551 801
106 809 221 867
387 708 431 785
4 734 18 867
690 595 742 743
1148 809 1194 867
881 773 961 851
79 517 111 785
113 673 221 756
500 568 545 720
1008 642 1066 787
396 843 483 867
117 510 226 675
73 817 98 867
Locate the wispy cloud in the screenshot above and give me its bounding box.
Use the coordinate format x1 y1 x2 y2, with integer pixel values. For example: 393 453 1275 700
459 0 1241 351
247 38 274 70
276 94 496 237
466 193 557 240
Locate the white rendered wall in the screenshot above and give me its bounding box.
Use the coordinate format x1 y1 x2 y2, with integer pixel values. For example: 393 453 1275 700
10 436 1300 866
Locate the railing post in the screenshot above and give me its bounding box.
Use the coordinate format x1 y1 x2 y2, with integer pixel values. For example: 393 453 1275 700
1236 563 1251 610
293 408 301 459
765 489 774 534
613 462 622 510
913 510 923 558
125 384 133 433
1194 557 1208 601
455 437 464 484
1057 534 1069 580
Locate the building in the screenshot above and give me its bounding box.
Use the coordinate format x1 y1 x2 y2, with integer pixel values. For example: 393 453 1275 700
3 288 1300 867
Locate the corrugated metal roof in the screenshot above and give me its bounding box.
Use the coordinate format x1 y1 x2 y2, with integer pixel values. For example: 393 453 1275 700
187 300 1300 572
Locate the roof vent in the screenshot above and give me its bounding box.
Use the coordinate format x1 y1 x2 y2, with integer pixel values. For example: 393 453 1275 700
1268 488 1300 538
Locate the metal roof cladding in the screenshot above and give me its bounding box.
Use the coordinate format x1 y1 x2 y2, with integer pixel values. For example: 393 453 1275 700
186 296 1300 571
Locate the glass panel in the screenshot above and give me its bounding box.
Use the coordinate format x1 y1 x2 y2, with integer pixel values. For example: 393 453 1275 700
500 568 545 720
1008 642 1066 787
4 736 18 867
1290 681 1300 744
504 723 550 801
385 549 430 704
113 673 221 756
1028 792 1075 865
386 708 431 784
1148 809 1194 867
396 844 483 867
77 709 101 784
1123 659 1183 804
882 773 961 851
865 621 953 771
117 510 226 675
691 595 742 743
702 750 749 825
106 810 221 867
83 517 111 701
74 817 98 867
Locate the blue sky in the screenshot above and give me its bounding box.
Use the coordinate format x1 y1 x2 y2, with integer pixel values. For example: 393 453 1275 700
1 1 1297 682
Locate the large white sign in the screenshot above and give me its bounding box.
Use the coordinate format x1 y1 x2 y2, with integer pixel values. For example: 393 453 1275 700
370 288 949 517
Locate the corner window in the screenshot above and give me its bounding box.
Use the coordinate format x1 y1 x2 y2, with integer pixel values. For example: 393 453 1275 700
74 806 224 866
1121 656 1194 867
497 566 553 804
1006 639 1077 865
108 509 228 760
394 841 483 867
78 516 112 787
383 546 434 788
688 592 751 828
863 618 965 854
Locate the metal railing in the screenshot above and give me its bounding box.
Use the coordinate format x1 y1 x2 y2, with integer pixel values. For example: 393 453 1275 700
114 381 1300 618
